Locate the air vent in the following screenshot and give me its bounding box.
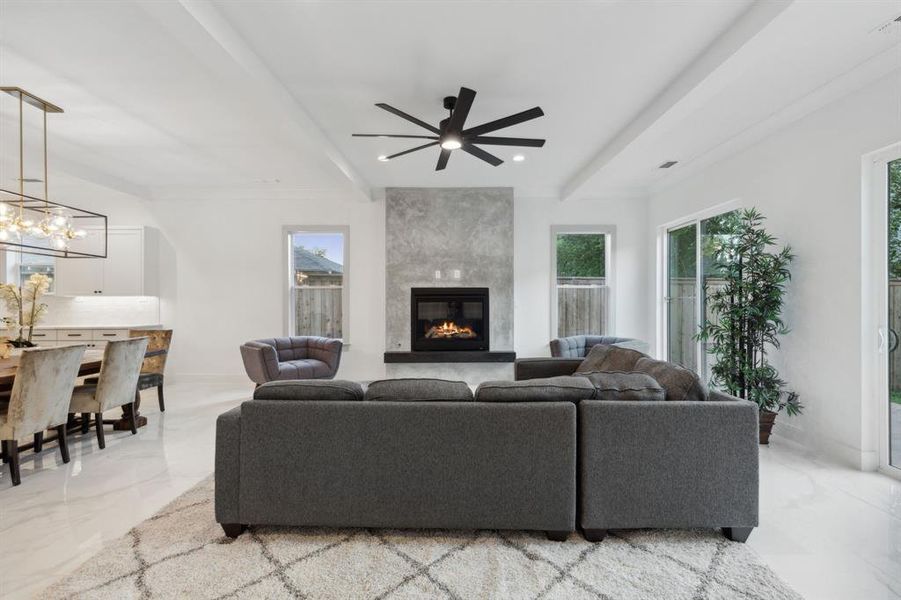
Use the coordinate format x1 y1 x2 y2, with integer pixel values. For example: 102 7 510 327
659 161 678 169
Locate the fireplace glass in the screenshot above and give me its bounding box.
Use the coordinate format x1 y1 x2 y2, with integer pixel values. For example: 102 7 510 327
411 288 489 351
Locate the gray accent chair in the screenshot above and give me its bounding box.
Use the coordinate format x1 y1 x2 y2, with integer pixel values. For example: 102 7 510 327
0 345 87 486
215 386 576 540
549 335 648 358
516 357 759 543
240 337 342 385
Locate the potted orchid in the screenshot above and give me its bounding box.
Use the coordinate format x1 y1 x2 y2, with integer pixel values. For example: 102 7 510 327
0 273 51 347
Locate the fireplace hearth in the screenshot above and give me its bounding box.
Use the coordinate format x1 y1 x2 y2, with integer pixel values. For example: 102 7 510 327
411 287 488 351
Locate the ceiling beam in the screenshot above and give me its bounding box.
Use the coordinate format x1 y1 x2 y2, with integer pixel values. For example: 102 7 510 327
561 0 793 200
175 0 372 200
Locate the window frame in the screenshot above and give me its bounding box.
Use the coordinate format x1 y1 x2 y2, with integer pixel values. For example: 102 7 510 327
656 200 740 369
549 224 615 340
283 225 350 344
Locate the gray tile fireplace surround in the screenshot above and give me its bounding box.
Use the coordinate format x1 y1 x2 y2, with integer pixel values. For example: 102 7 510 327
385 187 514 383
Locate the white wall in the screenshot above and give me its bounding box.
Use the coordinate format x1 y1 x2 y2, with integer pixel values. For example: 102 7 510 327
148 196 387 383
515 195 650 358
647 72 901 468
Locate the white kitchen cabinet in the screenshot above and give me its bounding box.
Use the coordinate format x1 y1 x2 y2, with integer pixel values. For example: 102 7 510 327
55 227 158 296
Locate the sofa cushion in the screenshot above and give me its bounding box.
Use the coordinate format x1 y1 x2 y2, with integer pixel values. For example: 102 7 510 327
578 371 665 401
632 357 708 401
575 343 647 374
253 380 364 401
365 378 473 402
475 376 596 403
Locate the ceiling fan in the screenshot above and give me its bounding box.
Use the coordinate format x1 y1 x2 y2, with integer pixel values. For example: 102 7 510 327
352 86 545 171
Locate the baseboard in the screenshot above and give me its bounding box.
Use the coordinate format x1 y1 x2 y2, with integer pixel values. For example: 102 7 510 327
770 418 877 471
166 373 251 386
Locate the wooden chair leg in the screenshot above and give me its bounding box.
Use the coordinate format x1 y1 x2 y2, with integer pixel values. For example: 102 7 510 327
81 412 91 434
56 425 70 464
33 432 43 453
157 384 165 412
4 440 21 486
94 413 106 449
128 402 138 434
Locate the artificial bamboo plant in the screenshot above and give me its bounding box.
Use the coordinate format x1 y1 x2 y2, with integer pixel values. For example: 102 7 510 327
697 208 803 416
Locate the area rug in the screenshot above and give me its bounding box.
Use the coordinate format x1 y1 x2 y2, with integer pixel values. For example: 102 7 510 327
46 477 802 600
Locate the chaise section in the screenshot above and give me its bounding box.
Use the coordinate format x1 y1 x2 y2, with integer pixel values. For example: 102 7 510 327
215 399 577 537
578 391 759 541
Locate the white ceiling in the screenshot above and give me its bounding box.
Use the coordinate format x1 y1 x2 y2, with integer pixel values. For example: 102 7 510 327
0 0 898 201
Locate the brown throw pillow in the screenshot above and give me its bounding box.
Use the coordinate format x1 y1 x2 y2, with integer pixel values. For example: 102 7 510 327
631 357 708 402
576 344 647 374
578 371 665 401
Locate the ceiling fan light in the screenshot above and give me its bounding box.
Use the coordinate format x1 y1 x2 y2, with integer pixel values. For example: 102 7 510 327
512 154 525 162
440 137 462 150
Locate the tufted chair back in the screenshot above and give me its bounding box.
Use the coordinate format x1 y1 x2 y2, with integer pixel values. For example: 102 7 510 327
549 335 648 358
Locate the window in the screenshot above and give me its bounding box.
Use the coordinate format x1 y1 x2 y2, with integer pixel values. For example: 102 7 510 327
551 226 613 338
664 209 737 379
286 228 348 340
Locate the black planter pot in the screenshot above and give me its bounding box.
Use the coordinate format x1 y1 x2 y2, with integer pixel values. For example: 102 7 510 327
9 339 36 348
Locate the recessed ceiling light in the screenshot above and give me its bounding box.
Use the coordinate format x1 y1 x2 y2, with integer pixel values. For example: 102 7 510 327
440 136 462 150
512 154 525 162
377 155 389 162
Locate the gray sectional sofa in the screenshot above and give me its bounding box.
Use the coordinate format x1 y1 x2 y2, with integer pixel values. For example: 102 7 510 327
216 347 759 544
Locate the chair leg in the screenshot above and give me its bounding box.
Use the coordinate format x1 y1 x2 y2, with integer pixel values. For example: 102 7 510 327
128 402 138 435
94 413 106 449
81 412 90 434
33 432 43 453
157 384 165 412
56 425 70 464
4 440 21 486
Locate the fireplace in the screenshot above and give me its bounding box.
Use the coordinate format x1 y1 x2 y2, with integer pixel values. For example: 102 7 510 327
411 287 489 351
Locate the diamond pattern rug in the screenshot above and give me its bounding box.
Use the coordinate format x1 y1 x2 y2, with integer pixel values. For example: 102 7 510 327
46 477 802 600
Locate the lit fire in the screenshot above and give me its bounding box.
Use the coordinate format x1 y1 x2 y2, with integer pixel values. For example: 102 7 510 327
425 321 476 339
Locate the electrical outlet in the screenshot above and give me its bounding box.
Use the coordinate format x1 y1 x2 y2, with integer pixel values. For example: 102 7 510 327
434 270 441 280
452 269 461 279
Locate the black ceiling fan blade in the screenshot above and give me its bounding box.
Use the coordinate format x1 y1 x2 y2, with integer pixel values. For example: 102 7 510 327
446 87 476 133
384 141 439 160
462 143 503 166
463 107 544 137
375 103 440 134
436 148 451 171
469 136 545 147
352 134 439 139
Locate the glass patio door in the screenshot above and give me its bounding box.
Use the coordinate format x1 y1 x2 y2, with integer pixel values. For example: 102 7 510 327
888 158 900 468
666 224 697 371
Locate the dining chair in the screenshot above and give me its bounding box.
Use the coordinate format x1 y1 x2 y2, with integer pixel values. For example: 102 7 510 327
0 345 87 486
69 337 149 450
130 329 172 412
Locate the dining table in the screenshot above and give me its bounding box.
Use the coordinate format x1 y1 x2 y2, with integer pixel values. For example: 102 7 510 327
0 346 167 439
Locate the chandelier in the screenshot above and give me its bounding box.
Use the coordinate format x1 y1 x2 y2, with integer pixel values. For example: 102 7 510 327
0 87 106 258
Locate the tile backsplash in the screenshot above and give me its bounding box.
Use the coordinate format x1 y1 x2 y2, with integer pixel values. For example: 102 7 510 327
1 295 160 328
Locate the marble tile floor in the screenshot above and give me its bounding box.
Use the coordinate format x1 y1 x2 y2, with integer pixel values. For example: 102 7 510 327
0 382 899 600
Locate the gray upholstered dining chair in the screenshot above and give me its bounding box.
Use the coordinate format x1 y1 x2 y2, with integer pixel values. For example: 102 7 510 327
549 335 649 358
69 337 149 449
240 336 343 385
0 345 87 486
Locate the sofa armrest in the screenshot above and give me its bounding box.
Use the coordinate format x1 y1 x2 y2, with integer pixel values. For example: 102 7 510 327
514 358 583 380
240 342 279 384
579 398 759 530
215 406 243 524
306 337 343 374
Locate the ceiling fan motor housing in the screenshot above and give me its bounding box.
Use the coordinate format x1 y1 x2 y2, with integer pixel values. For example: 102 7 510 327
443 96 457 111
